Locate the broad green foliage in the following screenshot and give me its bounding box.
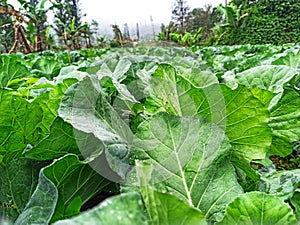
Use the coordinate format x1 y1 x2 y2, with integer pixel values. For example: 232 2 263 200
236 65 296 93
32 57 61 80
42 154 114 223
0 56 31 88
141 188 207 225
216 192 297 225
53 193 148 225
133 113 243 221
0 90 43 163
0 158 48 221
0 45 299 224
14 170 58 225
230 64 299 157
218 85 271 177
59 76 132 180
217 0 300 45
269 87 300 156
144 64 272 178
258 169 300 200
12 154 115 224
24 118 81 160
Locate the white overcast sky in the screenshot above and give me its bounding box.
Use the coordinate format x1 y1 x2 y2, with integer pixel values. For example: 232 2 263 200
80 0 225 25
8 0 225 25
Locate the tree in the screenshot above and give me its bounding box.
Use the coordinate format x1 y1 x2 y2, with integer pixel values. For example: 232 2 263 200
150 15 155 38
212 2 249 44
0 0 56 52
0 2 34 53
185 4 222 39
59 17 88 49
123 23 130 40
0 1 14 53
87 19 99 46
111 24 123 42
171 0 190 33
54 0 85 46
17 0 50 51
136 23 140 40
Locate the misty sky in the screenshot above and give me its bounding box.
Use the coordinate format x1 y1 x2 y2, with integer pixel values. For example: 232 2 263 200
81 0 224 25
8 0 224 26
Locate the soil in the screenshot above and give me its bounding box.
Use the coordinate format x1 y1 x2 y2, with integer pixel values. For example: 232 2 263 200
269 150 300 170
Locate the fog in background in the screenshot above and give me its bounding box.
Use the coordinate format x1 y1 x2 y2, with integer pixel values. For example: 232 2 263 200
8 0 224 39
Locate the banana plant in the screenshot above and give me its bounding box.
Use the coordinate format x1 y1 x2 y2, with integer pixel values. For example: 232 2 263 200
158 21 177 41
16 0 57 51
217 3 249 29
213 2 249 44
97 35 107 48
58 17 89 50
170 27 204 46
44 26 55 50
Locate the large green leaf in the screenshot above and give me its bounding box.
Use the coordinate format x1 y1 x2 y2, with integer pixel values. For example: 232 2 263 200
217 192 297 225
0 80 74 163
53 192 148 225
269 86 300 156
218 85 272 176
233 64 300 157
0 90 43 163
96 58 132 81
0 56 31 88
137 166 207 225
146 65 271 173
258 169 300 200
266 48 300 68
22 79 79 160
142 189 207 225
0 76 72 149
236 65 296 93
31 57 61 80
24 118 81 160
14 170 58 225
59 76 132 180
133 112 243 221
0 158 48 222
147 64 225 125
12 154 116 224
41 154 114 223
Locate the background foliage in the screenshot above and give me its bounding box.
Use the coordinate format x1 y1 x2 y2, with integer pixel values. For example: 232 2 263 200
217 0 300 45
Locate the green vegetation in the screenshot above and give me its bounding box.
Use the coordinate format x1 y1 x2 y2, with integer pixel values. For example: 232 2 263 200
0 44 299 224
1 0 300 53
216 0 300 45
1 0 300 224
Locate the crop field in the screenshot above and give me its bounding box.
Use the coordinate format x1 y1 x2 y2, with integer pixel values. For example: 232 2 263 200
0 44 300 224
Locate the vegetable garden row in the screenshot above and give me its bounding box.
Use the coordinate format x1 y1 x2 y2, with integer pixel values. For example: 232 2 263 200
0 43 300 224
